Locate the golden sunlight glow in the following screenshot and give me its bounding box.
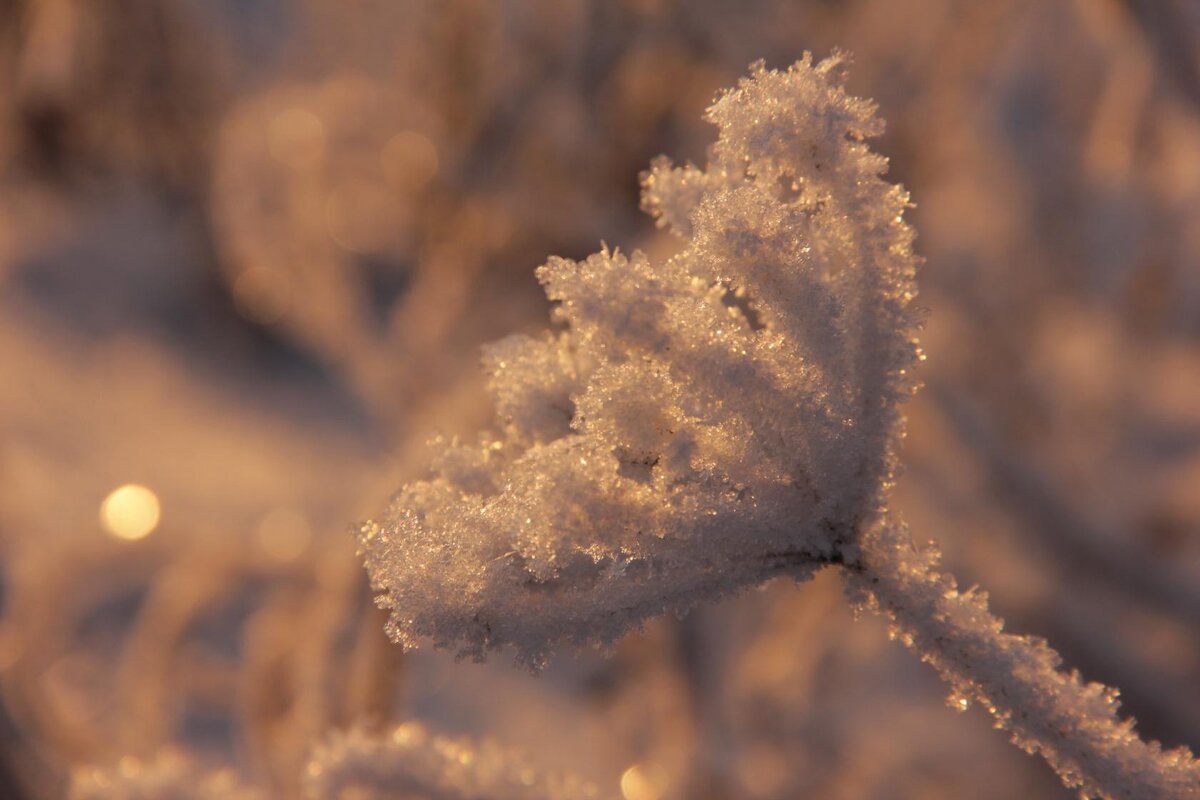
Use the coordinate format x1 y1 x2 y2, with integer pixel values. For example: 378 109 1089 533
100 484 160 540
620 764 661 800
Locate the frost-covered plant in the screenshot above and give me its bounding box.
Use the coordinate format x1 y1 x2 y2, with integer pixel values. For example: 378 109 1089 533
361 53 919 665
304 722 608 800
360 54 1200 799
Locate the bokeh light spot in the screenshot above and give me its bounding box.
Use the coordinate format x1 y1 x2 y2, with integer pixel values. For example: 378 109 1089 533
267 107 326 166
100 484 160 540
256 506 313 561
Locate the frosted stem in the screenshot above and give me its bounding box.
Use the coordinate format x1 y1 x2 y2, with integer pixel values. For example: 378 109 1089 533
845 518 1200 800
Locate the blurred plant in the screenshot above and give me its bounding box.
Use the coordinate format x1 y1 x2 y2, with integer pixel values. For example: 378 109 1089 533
0 0 217 186
360 55 1200 799
303 722 607 800
69 749 263 800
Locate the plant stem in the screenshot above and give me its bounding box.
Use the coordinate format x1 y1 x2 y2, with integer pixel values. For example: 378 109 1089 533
844 517 1200 800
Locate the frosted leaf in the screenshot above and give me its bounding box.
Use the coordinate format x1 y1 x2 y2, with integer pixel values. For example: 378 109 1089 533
360 53 921 666
303 722 609 800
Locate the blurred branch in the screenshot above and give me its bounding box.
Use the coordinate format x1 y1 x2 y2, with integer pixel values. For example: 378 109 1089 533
930 382 1200 631
1121 0 1200 112
1039 588 1200 751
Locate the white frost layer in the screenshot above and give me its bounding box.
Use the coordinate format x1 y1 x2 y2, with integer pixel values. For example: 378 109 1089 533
360 53 921 666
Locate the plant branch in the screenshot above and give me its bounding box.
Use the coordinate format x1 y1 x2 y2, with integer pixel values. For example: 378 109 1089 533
844 518 1200 800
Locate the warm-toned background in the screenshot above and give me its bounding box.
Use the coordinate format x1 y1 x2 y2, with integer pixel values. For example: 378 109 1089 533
1 1 1198 797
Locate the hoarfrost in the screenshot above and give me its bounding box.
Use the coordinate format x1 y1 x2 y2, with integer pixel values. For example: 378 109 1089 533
359 53 1200 798
359 53 921 666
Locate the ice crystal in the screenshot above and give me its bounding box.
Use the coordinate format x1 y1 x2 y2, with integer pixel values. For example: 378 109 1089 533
359 53 921 666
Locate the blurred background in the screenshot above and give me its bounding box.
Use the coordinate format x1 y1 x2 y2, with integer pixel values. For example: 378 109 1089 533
1 0 1198 797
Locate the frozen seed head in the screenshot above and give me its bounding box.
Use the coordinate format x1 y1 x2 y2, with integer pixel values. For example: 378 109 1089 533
360 53 921 667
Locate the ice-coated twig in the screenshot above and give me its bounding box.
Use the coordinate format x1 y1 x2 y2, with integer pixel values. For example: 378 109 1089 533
303 722 610 800
848 517 1200 800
